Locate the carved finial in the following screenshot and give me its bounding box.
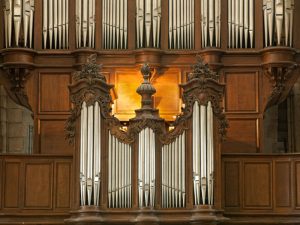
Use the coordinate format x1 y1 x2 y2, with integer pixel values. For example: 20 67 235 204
136 64 156 109
188 56 219 81
73 54 106 82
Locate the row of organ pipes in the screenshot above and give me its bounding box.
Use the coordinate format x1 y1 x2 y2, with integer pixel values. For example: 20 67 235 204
76 0 95 48
80 101 101 206
138 128 156 208
192 101 214 205
228 0 255 48
3 0 35 48
169 0 194 49
161 132 186 208
136 0 161 48
3 0 296 49
263 0 294 47
102 0 128 49
42 0 69 49
201 0 221 48
108 132 132 208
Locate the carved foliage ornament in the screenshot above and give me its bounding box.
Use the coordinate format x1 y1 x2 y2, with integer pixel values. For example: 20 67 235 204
161 57 228 144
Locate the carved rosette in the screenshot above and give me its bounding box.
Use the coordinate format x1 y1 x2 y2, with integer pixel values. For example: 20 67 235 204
161 57 228 144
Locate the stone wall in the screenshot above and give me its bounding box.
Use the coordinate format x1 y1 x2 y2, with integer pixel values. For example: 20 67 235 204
0 86 34 154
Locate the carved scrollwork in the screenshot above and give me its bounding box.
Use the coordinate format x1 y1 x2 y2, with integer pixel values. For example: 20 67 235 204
263 63 299 111
160 57 228 144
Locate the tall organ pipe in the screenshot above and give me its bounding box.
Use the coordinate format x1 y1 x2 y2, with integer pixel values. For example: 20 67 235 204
169 0 194 49
192 101 214 205
79 101 102 206
43 0 69 49
228 0 254 48
201 0 220 48
263 0 294 47
108 132 132 208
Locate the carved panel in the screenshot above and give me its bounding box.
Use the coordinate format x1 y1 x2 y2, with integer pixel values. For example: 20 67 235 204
40 119 73 155
4 162 20 208
296 161 300 208
225 72 258 113
224 161 240 208
24 163 53 209
55 162 71 209
274 161 291 208
152 69 182 121
222 119 258 153
244 162 272 209
39 73 71 113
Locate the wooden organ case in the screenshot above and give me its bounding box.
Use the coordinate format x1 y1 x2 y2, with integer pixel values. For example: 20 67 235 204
65 55 227 225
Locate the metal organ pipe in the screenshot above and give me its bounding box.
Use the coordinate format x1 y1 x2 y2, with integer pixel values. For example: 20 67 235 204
192 101 214 205
108 132 132 208
264 0 294 47
169 0 194 49
103 0 127 49
161 132 186 208
4 0 35 48
228 0 254 48
76 0 95 48
43 0 69 49
136 0 161 48
79 101 102 206
201 0 220 48
138 128 156 208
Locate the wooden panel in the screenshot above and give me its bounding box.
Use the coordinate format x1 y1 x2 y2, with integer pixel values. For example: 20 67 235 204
261 72 273 112
40 119 73 154
24 163 53 208
296 162 300 208
39 73 71 113
222 119 258 153
114 70 143 121
244 162 272 209
274 161 291 207
153 69 181 121
0 159 2 209
224 161 240 208
55 162 71 209
225 72 258 112
4 162 20 208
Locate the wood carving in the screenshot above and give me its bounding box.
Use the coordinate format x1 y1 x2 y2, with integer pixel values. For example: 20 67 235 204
264 63 299 111
3 67 32 110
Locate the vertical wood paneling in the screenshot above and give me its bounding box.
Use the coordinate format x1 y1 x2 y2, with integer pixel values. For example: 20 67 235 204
4 162 20 208
40 119 73 155
55 162 71 208
244 162 272 208
224 161 240 208
225 72 258 112
0 159 2 209
24 163 53 208
274 161 291 207
39 73 71 113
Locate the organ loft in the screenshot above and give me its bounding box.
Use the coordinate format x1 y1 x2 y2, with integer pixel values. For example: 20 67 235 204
0 1 300 225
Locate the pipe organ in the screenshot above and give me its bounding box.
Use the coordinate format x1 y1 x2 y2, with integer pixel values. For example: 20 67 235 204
43 0 69 49
136 0 161 48
79 101 101 206
108 131 132 208
66 55 228 224
263 0 294 47
192 101 214 205
161 132 186 208
3 0 35 48
228 0 255 48
168 0 194 49
201 0 221 48
76 0 95 48
102 0 128 49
